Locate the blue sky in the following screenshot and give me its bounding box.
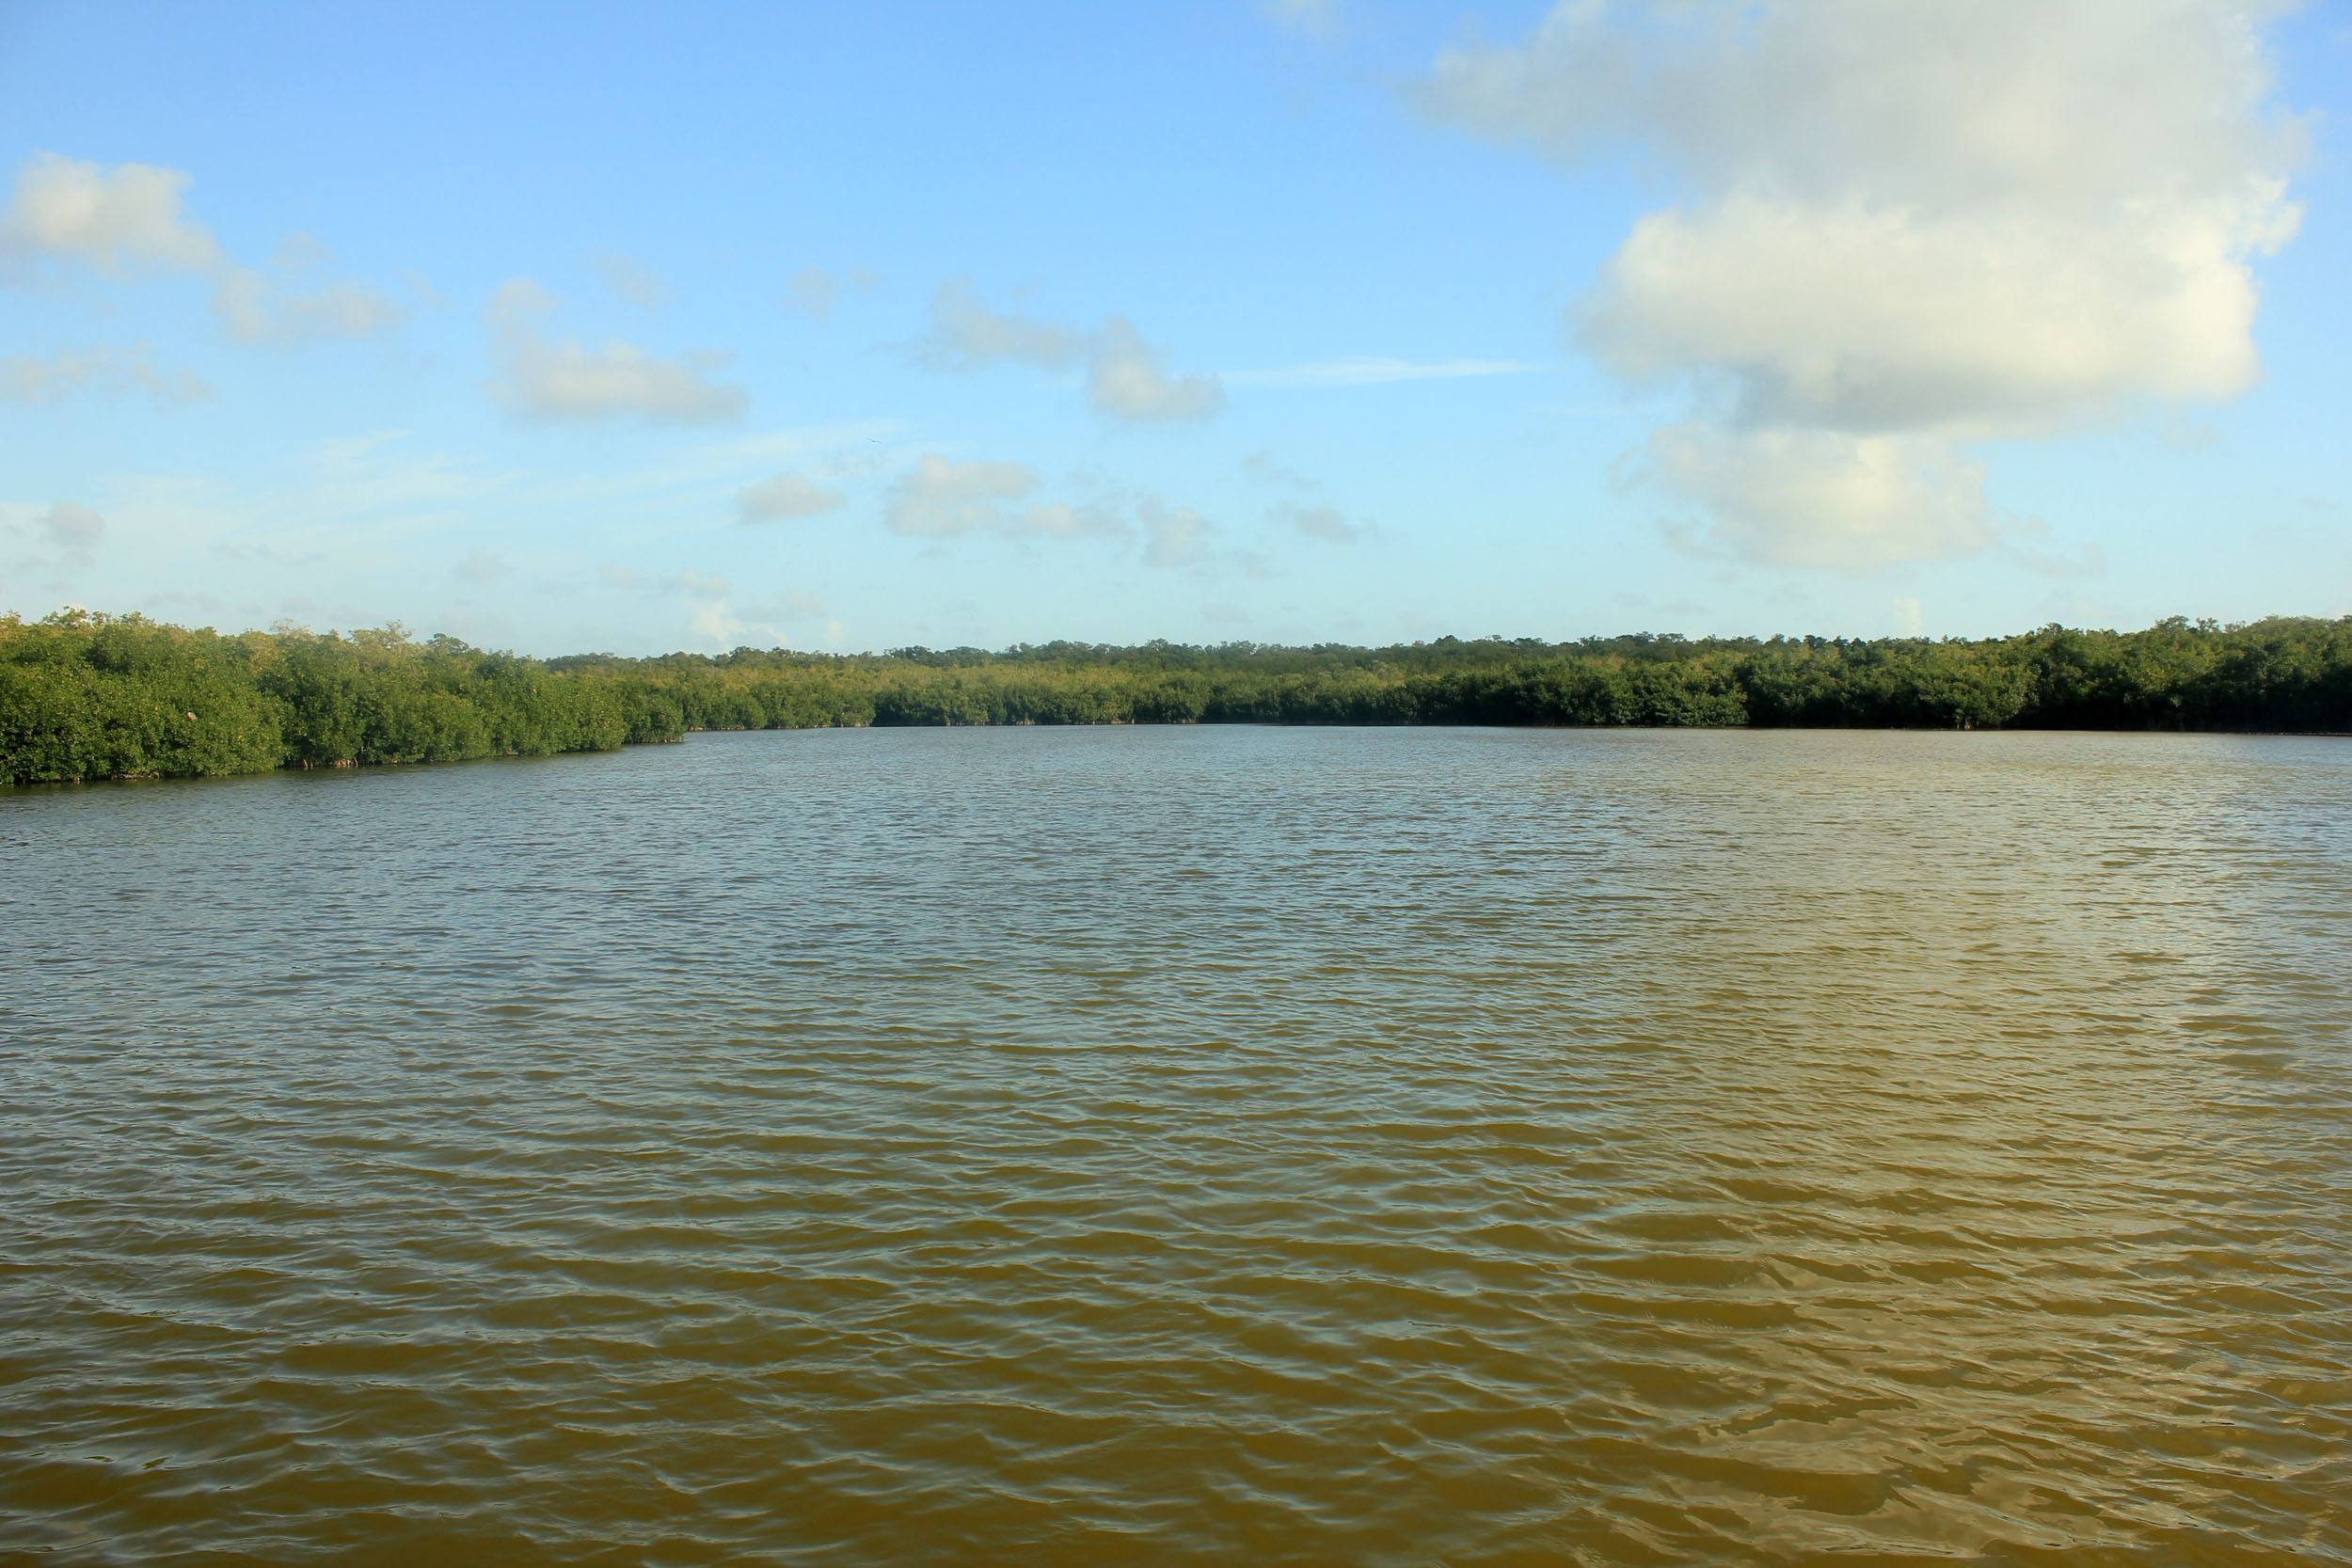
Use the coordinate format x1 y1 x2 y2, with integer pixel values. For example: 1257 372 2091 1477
2 0 2346 655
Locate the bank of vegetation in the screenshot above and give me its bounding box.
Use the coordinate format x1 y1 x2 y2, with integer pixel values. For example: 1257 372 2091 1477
3 609 2346 784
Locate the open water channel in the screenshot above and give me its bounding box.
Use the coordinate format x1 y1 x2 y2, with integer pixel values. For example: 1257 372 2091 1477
3 727 2348 1563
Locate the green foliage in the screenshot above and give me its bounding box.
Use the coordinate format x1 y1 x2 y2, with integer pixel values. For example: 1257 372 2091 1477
0 612 284 784
1 611 652 784
7 610 2347 785
555 620 2344 736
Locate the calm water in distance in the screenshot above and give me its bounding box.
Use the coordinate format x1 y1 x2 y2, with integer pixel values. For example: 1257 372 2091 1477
4 727 2349 1565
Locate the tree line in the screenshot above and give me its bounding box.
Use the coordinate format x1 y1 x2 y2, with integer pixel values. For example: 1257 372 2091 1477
3 609 2345 784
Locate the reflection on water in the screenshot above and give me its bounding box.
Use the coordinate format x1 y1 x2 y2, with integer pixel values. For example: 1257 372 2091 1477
4 728 2348 1563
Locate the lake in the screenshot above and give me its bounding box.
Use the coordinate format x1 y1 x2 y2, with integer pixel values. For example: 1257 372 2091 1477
4 727 2348 1563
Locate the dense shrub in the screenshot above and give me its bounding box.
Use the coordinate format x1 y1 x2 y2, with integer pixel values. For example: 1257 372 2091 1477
7 610 2346 785
3 612 657 784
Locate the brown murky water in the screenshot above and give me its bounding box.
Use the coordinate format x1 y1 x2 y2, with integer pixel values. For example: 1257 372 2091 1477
4 727 2348 1564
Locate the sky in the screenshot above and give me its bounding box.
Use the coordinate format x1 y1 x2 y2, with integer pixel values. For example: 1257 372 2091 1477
2 0 2347 656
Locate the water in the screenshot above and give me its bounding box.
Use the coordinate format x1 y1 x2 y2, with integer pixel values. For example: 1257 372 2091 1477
4 727 2349 1564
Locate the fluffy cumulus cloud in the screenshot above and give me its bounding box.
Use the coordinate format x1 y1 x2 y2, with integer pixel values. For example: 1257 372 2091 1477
884 453 1039 536
0 152 220 272
1089 317 1225 422
1647 423 2000 568
737 469 844 523
1423 0 2302 567
487 277 748 424
1140 498 1213 566
914 279 1225 423
914 277 1079 371
2 153 405 347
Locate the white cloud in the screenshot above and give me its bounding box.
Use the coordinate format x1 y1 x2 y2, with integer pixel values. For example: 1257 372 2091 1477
691 590 829 649
737 469 844 523
1141 498 1213 567
232 232 405 340
274 231 334 270
0 152 220 273
487 277 749 424
914 279 1224 423
1585 194 2276 433
593 250 669 309
1 153 404 349
1240 451 1313 490
784 267 835 321
1228 356 1531 388
1265 0 1340 38
751 590 828 621
878 461 1214 562
215 267 404 343
1089 316 1225 422
7 499 106 569
1 343 215 406
602 564 730 597
1004 500 1127 541
866 450 1238 567
1645 422 2002 569
1280 502 1363 543
915 277 1078 370
42 501 105 552
783 265 879 321
884 453 1039 536
457 547 511 582
1423 0 2302 568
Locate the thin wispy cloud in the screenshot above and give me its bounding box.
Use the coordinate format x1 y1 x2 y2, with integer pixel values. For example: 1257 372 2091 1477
593 250 671 309
1278 502 1365 544
912 278 1225 424
2 343 215 406
215 267 403 343
601 565 729 597
737 469 844 523
1263 0 1340 39
783 264 879 321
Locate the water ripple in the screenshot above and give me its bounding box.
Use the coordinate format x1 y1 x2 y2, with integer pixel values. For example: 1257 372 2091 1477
4 728 2349 1563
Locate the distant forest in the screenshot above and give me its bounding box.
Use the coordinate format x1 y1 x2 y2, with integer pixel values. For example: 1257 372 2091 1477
3 609 2347 784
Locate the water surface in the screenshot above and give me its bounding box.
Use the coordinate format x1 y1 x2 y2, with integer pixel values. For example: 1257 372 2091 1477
4 728 2349 1563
